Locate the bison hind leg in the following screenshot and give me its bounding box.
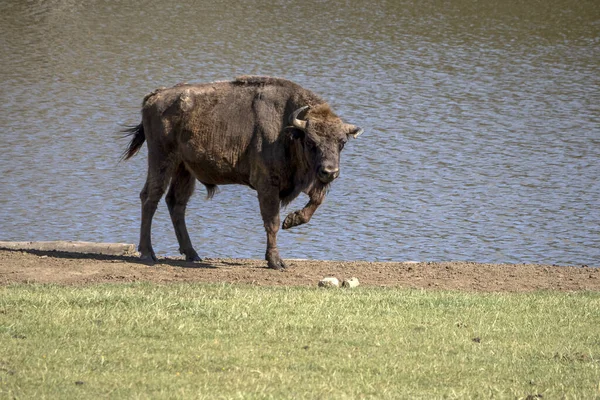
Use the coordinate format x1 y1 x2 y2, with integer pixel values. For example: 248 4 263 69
203 183 218 200
166 164 201 262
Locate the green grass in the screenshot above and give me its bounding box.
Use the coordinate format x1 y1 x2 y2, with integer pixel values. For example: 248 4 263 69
1 284 599 399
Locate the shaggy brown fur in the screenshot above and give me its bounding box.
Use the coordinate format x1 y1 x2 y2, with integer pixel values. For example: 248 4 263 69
123 76 363 270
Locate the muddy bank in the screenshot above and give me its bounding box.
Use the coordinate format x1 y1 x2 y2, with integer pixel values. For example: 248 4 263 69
0 248 597 292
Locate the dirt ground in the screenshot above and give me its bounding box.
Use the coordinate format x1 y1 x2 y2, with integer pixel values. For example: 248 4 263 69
0 249 598 292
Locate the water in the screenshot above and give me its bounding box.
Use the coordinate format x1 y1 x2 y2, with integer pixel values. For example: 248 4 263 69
1 0 598 265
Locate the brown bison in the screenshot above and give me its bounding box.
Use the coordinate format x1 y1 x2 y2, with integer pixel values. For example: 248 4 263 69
123 75 363 270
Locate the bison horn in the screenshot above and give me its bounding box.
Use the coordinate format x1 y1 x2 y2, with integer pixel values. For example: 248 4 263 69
349 127 364 139
290 106 310 131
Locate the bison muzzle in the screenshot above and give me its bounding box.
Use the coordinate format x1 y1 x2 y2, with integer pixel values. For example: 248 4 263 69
122 76 363 270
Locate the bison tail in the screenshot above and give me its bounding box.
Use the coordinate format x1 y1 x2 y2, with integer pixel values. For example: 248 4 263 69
120 123 146 161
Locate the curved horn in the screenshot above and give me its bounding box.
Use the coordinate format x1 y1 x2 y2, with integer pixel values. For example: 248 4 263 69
290 106 310 131
349 127 364 139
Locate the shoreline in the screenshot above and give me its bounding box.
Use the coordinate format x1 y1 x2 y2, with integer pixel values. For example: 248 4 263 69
0 243 598 291
0 241 592 268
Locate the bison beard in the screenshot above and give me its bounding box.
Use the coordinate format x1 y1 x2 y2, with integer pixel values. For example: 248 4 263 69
122 76 363 270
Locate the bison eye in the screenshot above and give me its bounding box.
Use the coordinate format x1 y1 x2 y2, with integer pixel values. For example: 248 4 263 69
339 141 346 151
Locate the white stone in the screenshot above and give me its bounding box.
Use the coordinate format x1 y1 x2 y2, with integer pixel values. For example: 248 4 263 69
318 277 340 288
342 277 360 288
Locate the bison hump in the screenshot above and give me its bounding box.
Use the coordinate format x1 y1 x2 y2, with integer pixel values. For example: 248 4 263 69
233 75 297 89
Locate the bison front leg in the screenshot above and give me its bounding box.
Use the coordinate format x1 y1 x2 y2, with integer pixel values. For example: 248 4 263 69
257 190 287 270
282 188 325 230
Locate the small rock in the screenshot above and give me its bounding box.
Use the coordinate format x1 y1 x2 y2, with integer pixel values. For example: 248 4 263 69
318 277 339 288
341 277 360 288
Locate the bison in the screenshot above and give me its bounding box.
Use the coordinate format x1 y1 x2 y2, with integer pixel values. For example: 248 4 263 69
122 75 363 270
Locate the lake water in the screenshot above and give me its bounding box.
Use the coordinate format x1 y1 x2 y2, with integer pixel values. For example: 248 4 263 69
1 0 598 265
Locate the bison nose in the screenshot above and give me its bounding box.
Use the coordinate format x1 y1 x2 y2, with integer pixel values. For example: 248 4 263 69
318 167 340 183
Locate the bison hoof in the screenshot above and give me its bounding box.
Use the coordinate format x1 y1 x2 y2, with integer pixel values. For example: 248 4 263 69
181 249 201 262
282 211 305 230
139 252 157 264
267 256 288 271
185 254 202 262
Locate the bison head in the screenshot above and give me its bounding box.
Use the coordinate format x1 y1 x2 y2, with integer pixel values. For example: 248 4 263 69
289 104 363 184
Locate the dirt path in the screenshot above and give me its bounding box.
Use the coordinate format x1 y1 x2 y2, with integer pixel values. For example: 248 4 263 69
1 249 598 291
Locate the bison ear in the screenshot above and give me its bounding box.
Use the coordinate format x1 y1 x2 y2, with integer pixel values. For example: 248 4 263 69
346 125 364 139
284 126 305 140
290 128 305 140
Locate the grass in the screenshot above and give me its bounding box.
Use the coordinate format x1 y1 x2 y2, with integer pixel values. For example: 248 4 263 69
0 283 599 399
